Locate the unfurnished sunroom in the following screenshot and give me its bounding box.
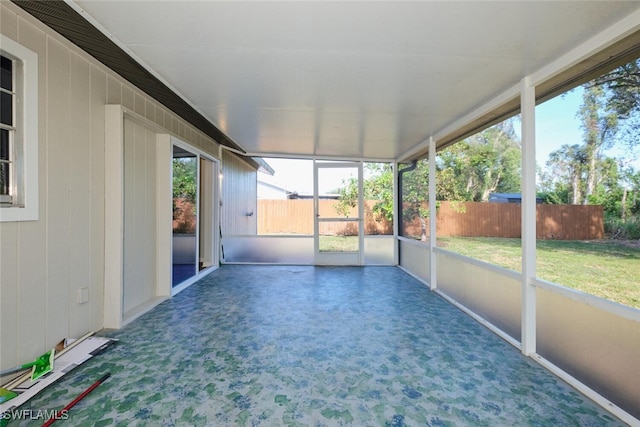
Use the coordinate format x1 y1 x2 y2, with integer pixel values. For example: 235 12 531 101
1 1 639 425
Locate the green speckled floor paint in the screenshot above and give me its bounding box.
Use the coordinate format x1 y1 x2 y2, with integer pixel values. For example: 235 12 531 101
12 266 624 426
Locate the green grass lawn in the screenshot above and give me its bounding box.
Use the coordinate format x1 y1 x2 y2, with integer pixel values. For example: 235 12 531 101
319 235 359 252
438 237 640 309
316 234 639 309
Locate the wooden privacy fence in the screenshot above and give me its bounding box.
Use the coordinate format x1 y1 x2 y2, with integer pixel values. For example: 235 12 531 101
258 200 604 240
410 201 604 240
258 199 392 235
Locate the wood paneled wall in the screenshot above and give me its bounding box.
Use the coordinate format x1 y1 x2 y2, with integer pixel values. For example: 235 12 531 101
221 150 257 235
122 120 157 315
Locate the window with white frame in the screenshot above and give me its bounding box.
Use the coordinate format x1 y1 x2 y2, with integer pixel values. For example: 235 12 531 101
0 36 38 222
1 54 15 204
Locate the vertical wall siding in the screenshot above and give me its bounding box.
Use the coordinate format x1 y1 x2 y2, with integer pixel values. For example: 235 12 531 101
0 1 224 370
45 35 71 349
123 120 157 315
10 12 49 362
67 50 92 340
89 64 107 331
221 150 258 235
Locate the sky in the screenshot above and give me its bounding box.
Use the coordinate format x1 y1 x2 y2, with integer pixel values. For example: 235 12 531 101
535 87 640 170
534 88 585 168
260 88 639 195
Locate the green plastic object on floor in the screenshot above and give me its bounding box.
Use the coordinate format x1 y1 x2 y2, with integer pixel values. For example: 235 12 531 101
0 388 16 427
0 348 55 381
0 387 18 404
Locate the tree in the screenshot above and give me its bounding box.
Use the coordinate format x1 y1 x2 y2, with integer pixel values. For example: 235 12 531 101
619 166 640 219
172 157 197 232
577 85 618 203
543 58 640 213
172 157 197 202
399 159 431 241
438 121 521 202
590 59 640 140
543 144 587 205
335 121 522 241
335 162 395 225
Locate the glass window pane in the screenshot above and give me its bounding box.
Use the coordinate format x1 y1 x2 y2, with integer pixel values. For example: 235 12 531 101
400 159 429 240
318 166 358 218
433 119 523 272
257 158 313 236
0 56 11 91
363 162 393 235
0 162 8 196
1 92 12 126
0 128 8 160
535 63 640 310
172 146 198 287
0 129 9 196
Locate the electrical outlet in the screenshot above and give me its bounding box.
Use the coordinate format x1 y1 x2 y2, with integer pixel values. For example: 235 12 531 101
77 287 89 304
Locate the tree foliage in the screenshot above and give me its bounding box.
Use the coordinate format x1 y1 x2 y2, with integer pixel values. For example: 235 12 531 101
335 120 522 240
172 157 197 232
437 120 521 202
538 58 640 238
541 59 640 219
173 157 197 203
590 59 640 138
335 163 395 222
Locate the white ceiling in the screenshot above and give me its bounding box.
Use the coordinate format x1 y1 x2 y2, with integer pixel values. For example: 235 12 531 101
73 1 640 161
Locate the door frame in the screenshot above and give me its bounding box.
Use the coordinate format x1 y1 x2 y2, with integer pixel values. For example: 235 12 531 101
171 137 221 296
313 160 364 265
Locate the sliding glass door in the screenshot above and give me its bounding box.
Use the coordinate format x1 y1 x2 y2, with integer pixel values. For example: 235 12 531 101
171 142 218 288
172 146 198 286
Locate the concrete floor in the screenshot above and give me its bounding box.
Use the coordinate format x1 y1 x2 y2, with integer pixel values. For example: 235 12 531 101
13 265 624 426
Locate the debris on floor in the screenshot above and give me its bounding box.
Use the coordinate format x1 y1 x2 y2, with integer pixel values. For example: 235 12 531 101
0 334 116 419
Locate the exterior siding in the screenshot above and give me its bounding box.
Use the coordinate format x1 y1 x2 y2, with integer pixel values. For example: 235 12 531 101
0 1 255 371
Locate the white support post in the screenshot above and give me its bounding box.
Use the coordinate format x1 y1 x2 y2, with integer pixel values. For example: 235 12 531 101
393 161 399 265
156 134 172 298
358 161 365 266
429 137 437 290
521 77 537 355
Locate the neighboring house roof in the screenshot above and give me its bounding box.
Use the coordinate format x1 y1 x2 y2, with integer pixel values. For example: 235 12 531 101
257 180 339 200
489 193 543 203
258 180 292 195
490 193 523 200
287 193 339 200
